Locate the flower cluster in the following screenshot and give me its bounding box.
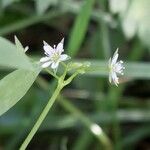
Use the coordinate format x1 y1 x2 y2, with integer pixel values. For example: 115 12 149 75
39 38 125 86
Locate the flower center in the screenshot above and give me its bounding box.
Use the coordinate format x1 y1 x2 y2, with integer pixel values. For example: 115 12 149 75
51 53 60 63
113 61 125 75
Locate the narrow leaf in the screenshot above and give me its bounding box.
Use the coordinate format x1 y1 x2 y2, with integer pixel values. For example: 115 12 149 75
67 0 95 57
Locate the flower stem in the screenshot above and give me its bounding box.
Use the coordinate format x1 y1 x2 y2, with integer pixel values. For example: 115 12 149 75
45 68 59 79
19 82 64 150
64 72 79 86
61 62 67 68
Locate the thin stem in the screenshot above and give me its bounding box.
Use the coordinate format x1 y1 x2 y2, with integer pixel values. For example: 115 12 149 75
19 82 64 150
58 96 112 150
61 62 67 68
45 68 59 79
35 76 112 149
64 72 79 86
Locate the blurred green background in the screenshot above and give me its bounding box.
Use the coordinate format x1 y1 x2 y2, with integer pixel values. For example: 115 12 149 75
0 0 150 149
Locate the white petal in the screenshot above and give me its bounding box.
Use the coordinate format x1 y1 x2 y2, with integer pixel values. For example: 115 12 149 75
61 38 64 44
56 38 64 54
60 54 69 61
24 46 29 52
112 72 119 86
114 82 118 87
112 52 118 65
112 71 117 80
41 61 52 68
51 62 59 69
109 73 112 83
40 57 50 62
43 41 53 56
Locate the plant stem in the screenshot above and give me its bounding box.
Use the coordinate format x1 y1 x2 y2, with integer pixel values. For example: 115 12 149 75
64 72 79 86
45 68 59 79
59 96 112 150
19 82 64 150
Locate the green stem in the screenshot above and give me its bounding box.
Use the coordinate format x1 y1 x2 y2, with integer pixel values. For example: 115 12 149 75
19 82 64 150
61 62 67 68
45 68 59 79
64 72 79 86
59 96 112 150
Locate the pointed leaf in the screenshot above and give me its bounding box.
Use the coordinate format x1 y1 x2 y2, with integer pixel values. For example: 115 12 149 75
14 36 26 53
0 37 33 70
67 0 95 57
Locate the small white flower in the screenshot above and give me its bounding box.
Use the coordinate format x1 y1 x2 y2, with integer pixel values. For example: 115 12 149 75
90 124 102 135
24 46 29 52
40 38 70 70
108 48 125 86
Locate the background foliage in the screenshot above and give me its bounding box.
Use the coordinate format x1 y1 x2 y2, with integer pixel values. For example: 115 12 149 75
0 0 149 149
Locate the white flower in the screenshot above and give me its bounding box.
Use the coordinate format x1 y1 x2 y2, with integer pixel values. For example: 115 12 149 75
24 46 29 52
108 48 125 86
90 124 102 135
40 38 70 70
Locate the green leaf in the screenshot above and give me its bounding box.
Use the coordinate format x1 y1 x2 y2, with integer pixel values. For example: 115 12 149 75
35 0 58 15
124 62 150 79
122 125 150 147
67 0 95 57
0 65 41 116
0 37 33 70
14 36 26 52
